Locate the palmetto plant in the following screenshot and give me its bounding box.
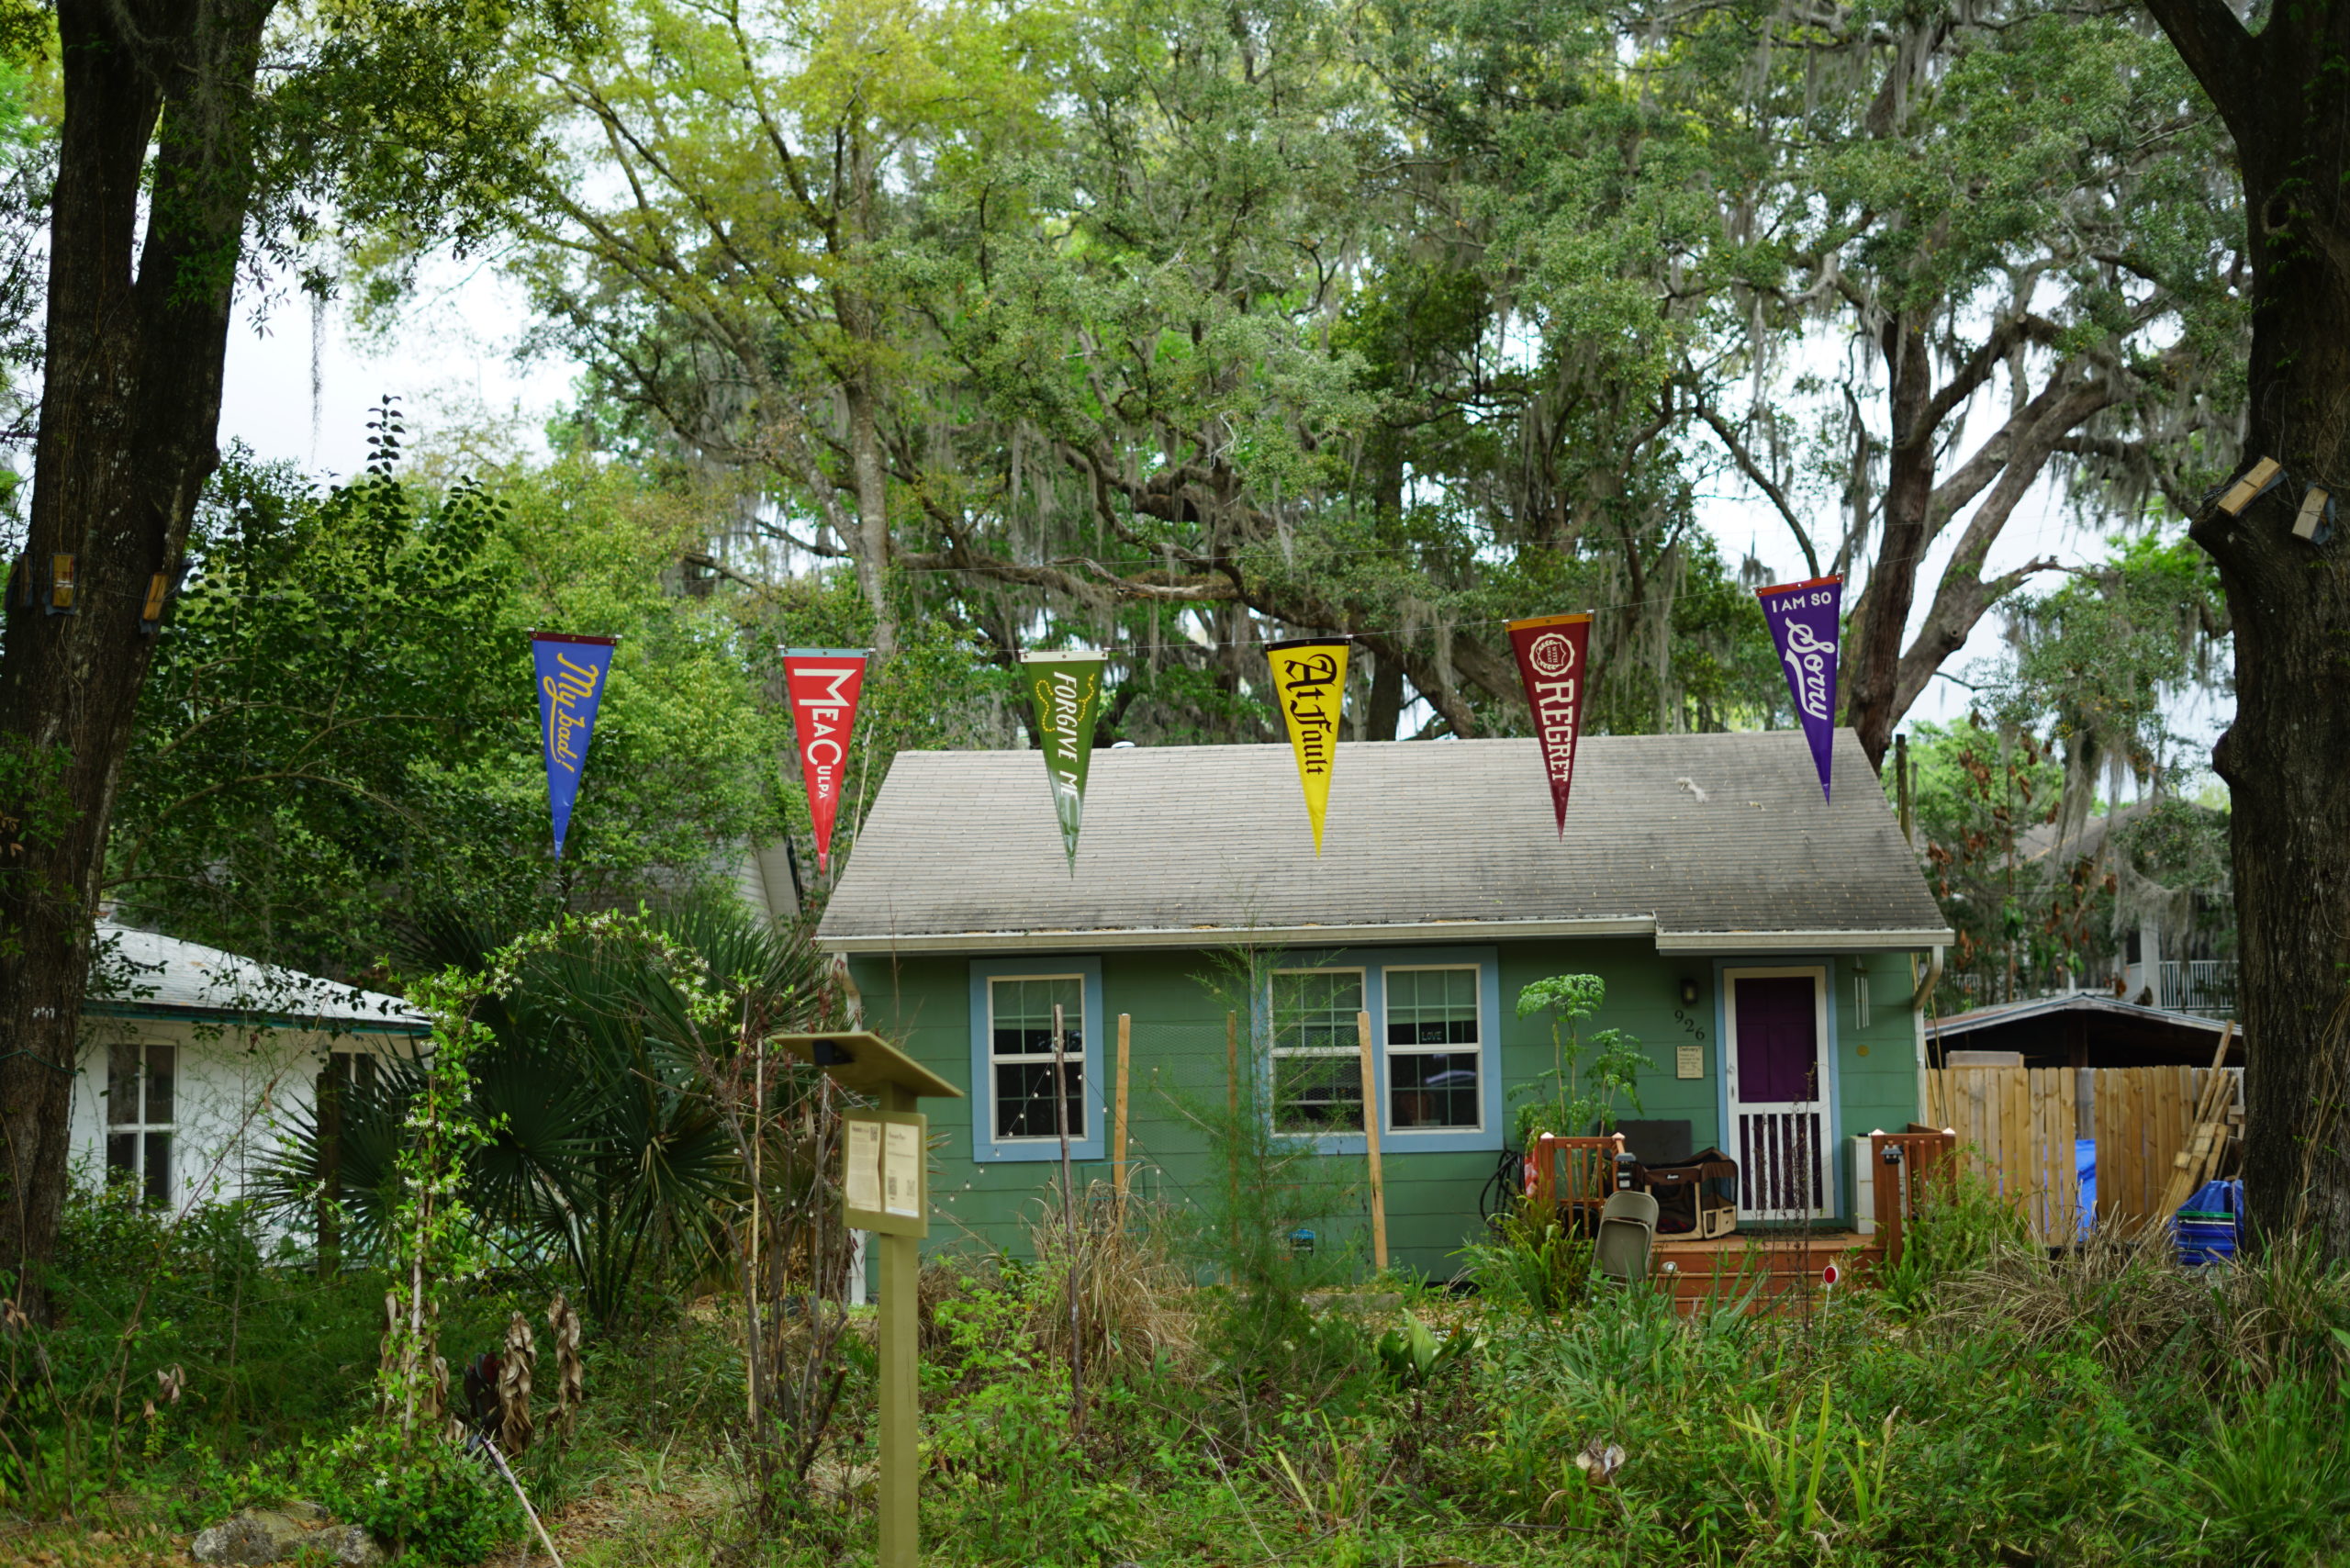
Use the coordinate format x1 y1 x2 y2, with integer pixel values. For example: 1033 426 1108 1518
260 896 834 1323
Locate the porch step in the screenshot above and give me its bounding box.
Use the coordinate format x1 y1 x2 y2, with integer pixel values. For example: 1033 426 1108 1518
1645 1233 1883 1314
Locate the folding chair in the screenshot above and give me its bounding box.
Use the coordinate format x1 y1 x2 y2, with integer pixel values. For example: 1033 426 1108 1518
1594 1189 1660 1283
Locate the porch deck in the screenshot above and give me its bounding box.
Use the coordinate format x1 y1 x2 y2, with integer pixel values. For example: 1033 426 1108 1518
1651 1231 1882 1312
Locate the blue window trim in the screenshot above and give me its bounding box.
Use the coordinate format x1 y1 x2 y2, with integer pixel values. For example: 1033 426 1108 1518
968 957 1105 1164
1260 946 1502 1156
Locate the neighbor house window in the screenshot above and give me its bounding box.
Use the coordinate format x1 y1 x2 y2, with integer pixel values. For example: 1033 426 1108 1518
106 1040 175 1206
1270 969 1366 1133
988 975 1086 1142
1384 967 1483 1130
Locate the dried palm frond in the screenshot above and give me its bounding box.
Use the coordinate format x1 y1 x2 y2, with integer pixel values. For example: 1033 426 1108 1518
499 1311 536 1454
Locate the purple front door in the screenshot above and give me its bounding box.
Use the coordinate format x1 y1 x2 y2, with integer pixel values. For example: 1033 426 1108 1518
1729 974 1829 1217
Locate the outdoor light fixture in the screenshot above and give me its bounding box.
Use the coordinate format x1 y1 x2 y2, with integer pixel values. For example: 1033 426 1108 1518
1882 1143 1904 1167
46 554 76 615
1679 978 1700 1005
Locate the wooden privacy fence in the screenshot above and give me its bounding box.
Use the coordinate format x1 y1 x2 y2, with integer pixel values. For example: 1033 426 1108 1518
2096 1065 2242 1230
1925 1065 2244 1243
1927 1067 2083 1243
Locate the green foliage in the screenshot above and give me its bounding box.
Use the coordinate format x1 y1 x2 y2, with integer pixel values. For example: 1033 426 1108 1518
1459 1199 1592 1317
1371 1312 1476 1389
1988 526 2231 784
2113 795 2231 895
2175 1375 2350 1564
10 1168 2350 1564
1512 973 1645 1146
303 1423 521 1564
1874 1170 2035 1318
1189 950 1375 1361
928 1272 1138 1565
1904 718 2109 1005
112 421 790 980
258 899 829 1325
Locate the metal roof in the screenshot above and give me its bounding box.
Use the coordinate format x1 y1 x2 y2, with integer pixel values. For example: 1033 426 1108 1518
1930 991 2232 1039
87 925 431 1035
817 731 1952 954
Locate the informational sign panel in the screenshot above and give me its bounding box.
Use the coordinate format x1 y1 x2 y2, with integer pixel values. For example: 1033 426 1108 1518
845 1119 883 1213
844 1110 929 1237
883 1123 923 1217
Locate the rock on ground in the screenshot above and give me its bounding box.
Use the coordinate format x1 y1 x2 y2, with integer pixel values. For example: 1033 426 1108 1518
189 1507 384 1567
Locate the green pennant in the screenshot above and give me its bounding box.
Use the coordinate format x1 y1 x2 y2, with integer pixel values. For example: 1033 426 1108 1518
1022 650 1105 873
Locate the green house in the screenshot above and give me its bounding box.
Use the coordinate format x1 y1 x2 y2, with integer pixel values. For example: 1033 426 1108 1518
815 732 1952 1278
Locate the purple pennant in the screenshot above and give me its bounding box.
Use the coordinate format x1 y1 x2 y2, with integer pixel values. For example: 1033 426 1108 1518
1755 577 1842 801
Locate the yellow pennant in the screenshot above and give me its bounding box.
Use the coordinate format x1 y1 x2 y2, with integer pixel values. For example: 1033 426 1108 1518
1267 638 1349 855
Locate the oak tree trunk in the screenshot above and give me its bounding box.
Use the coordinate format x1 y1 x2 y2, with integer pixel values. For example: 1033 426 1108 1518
1842 316 1934 768
2147 0 2350 1256
0 0 274 1314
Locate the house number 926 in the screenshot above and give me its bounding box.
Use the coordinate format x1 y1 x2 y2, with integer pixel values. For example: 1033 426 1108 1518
1672 1008 1707 1041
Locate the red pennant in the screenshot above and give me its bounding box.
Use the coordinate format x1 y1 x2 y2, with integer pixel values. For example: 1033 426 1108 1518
1506 613 1594 835
782 648 869 873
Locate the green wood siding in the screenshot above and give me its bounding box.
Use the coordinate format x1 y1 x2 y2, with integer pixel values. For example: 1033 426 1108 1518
847 938 1926 1279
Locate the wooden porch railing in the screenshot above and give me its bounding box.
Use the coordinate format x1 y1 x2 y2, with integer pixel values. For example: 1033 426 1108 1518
1528 1132 1624 1230
1868 1126 1958 1265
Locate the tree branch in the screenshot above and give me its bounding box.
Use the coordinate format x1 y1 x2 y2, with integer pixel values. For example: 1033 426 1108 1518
1695 405 1821 577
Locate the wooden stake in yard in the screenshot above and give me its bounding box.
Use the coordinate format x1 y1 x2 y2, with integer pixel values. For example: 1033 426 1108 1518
1052 1002 1084 1432
1225 1009 1241 1254
1356 1010 1388 1273
1113 1013 1132 1217
747 1017 762 1427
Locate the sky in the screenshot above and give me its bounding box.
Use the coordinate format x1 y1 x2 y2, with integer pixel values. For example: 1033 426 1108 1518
217 257 571 482
213 263 2223 768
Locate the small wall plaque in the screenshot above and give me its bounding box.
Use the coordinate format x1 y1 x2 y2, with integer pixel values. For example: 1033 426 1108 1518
1676 1045 1703 1080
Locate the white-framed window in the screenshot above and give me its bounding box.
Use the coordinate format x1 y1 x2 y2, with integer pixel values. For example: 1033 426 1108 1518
106 1039 175 1206
1270 969 1367 1134
1263 947 1500 1152
967 958 1102 1163
986 973 1087 1143
1382 965 1483 1131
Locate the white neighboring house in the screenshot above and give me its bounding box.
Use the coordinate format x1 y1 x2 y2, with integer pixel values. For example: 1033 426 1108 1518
74 926 432 1214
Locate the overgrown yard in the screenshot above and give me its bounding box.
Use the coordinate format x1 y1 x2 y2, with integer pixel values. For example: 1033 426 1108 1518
6 1175 2350 1568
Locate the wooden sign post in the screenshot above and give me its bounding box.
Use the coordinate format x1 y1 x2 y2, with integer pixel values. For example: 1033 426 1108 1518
770 1032 961 1568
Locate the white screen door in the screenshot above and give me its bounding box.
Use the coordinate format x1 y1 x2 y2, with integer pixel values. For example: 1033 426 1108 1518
1725 969 1831 1220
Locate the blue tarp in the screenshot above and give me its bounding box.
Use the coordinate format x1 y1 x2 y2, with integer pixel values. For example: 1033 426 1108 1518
2177 1177 2242 1267
2076 1138 2096 1235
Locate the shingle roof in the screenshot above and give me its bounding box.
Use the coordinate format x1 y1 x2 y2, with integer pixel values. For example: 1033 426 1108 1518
817 731 1952 953
87 925 431 1034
